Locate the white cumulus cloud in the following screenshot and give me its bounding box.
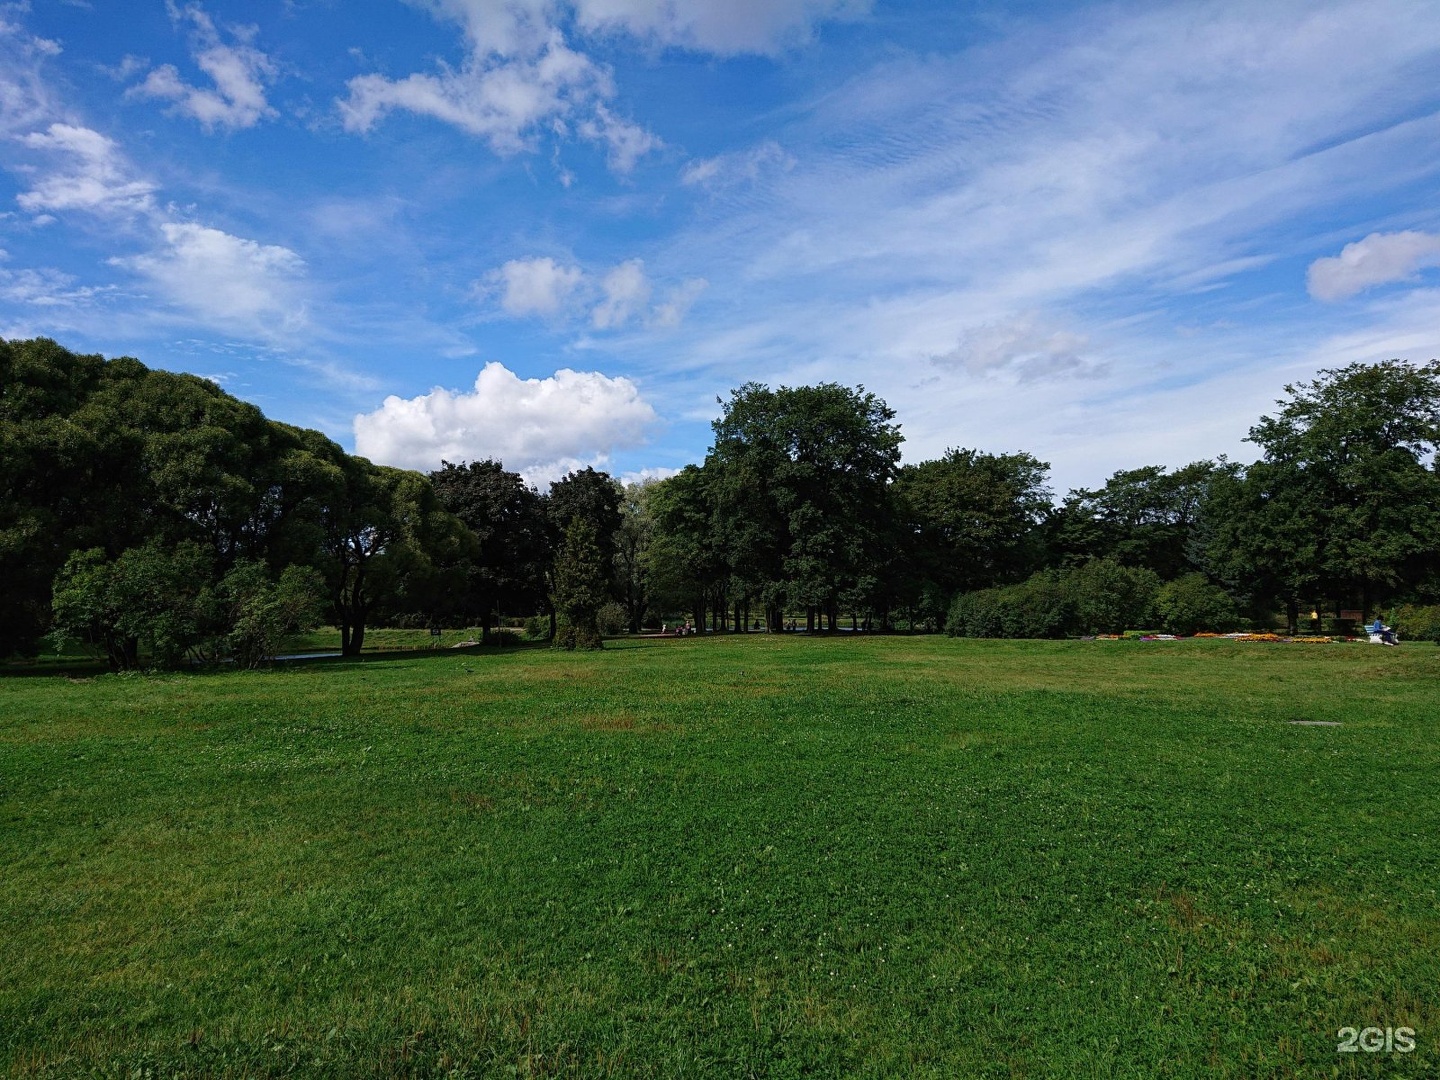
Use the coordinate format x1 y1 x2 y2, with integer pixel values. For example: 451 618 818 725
487 256 585 316
113 221 307 334
337 0 665 172
128 2 278 131
591 257 651 328
340 32 606 155
1306 230 1440 302
481 254 705 328
353 361 658 481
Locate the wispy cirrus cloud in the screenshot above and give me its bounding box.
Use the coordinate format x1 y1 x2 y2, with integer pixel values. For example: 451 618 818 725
111 222 308 334
605 0 1440 488
681 140 794 188
15 123 157 217
0 13 63 138
570 0 869 56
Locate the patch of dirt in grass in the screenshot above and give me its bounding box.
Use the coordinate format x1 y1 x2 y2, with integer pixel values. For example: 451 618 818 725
449 791 496 812
1166 888 1214 932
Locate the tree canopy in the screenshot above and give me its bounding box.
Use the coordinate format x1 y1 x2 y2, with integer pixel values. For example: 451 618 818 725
6 337 1440 659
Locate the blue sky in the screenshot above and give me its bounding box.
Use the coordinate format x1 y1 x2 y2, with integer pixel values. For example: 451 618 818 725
4 0 1440 492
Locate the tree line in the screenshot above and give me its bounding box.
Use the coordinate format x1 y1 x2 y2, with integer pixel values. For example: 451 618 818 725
4 337 1439 668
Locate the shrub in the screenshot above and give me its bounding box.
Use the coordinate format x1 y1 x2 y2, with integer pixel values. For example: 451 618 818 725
947 559 1162 639
523 615 550 641
1068 559 1160 635
218 561 326 668
1155 574 1240 636
49 541 215 670
1389 604 1440 643
947 572 1073 639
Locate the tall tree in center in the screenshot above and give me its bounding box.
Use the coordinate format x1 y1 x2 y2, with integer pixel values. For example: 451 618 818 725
708 382 903 631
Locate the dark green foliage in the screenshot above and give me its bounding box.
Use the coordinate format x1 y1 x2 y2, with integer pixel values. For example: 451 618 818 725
614 480 656 632
1388 604 1440 643
701 381 903 630
551 518 607 650
1155 573 1241 635
1068 557 1161 635
1047 461 1224 579
217 561 327 668
547 466 623 570
429 459 548 636
1203 359 1440 628
597 600 630 636
49 541 216 669
49 547 327 670
10 336 1440 659
645 464 724 629
321 460 477 656
1 337 475 660
946 572 1073 639
947 558 1160 638
894 448 1051 627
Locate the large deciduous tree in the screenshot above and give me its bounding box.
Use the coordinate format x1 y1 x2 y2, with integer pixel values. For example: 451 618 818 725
894 449 1051 628
1046 461 1225 580
430 459 548 639
706 382 903 631
1203 359 1440 628
322 460 475 656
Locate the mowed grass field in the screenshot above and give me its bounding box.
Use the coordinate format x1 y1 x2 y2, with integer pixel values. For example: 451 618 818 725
1 636 1437 1078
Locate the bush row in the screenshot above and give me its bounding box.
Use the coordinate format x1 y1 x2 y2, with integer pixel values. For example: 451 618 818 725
946 560 1239 639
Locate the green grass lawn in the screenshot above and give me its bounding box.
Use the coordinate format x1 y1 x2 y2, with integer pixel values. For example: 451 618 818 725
1 636 1436 1078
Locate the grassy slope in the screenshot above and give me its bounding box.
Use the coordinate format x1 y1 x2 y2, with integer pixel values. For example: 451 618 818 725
1 636 1436 1078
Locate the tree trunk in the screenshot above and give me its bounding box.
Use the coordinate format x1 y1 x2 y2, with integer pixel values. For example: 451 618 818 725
1285 597 1299 637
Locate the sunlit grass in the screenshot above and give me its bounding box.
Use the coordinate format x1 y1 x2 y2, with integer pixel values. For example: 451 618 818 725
2 636 1437 1077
